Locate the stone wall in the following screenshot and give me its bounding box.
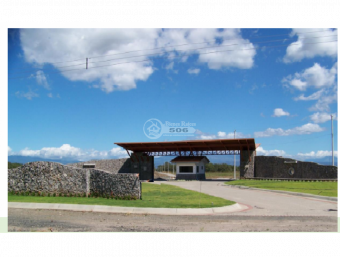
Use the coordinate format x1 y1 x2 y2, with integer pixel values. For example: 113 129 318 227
255 156 338 179
240 149 256 178
68 156 155 181
90 170 140 198
67 158 131 174
8 161 141 198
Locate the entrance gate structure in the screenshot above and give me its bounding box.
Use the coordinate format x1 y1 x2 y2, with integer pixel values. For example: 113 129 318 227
115 138 259 180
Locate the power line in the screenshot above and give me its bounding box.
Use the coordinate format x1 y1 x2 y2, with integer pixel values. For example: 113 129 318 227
257 133 330 147
8 62 86 75
88 39 338 69
238 118 331 133
8 67 86 79
10 34 336 76
87 29 334 59
8 39 337 80
12 35 337 74
88 34 337 65
10 29 335 70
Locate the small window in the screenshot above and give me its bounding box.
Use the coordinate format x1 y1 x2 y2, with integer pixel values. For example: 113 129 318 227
179 166 193 173
201 166 203 170
196 166 199 173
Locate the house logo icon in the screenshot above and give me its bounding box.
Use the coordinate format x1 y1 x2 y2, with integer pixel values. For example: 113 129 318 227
143 118 163 139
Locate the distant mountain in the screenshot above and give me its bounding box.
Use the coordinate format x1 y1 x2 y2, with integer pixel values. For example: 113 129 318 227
302 157 337 166
8 155 338 167
8 155 80 165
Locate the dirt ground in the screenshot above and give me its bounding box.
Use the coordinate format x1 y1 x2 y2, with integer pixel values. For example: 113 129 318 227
8 208 337 232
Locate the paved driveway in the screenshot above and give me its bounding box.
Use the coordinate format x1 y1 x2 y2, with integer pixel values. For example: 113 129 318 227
157 181 337 217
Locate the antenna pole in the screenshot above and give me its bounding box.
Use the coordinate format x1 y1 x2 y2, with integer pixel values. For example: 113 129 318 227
234 130 236 179
331 115 334 166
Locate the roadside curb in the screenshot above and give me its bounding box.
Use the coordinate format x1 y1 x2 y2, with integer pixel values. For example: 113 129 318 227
223 184 338 202
8 202 249 216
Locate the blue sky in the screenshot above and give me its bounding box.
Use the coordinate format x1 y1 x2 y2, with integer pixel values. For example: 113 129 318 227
8 28 338 162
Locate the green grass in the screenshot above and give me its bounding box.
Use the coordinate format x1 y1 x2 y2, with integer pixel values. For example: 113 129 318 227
225 180 338 197
8 183 235 208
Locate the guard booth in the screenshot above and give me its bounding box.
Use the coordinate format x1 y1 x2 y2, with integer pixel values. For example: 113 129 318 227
171 156 209 180
115 138 258 181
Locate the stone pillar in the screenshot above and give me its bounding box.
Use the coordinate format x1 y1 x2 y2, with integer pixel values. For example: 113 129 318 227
240 149 256 178
86 169 90 197
130 152 154 181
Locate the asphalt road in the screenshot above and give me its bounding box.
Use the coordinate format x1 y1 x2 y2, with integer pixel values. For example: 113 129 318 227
8 180 338 232
157 181 337 217
8 208 337 232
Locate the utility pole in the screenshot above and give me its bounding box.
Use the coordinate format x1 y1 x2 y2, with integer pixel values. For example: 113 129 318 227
167 161 169 173
172 162 174 174
331 115 334 166
234 130 236 179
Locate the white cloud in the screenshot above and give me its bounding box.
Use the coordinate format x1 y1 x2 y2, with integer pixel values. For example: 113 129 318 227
297 150 338 158
248 84 258 94
310 112 337 123
283 28 338 63
20 29 158 93
308 89 337 112
187 68 200 74
289 79 307 90
272 108 290 117
8 146 12 155
194 129 249 140
283 62 337 91
254 123 325 138
20 29 256 93
14 144 128 161
47 93 53 98
165 62 174 70
35 70 50 89
294 89 324 101
256 146 286 156
15 89 39 100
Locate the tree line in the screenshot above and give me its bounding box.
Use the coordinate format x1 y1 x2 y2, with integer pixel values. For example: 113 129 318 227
156 162 239 172
8 162 23 169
